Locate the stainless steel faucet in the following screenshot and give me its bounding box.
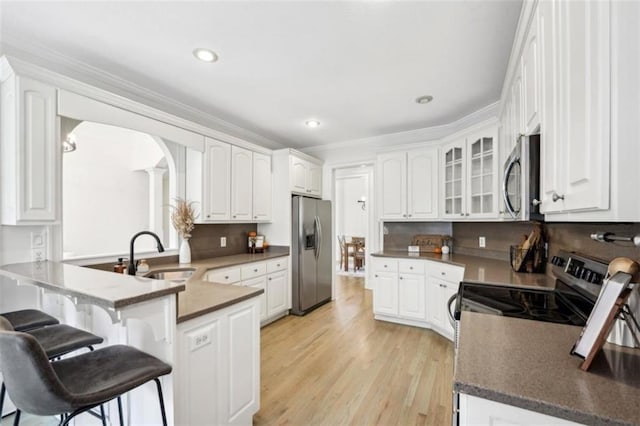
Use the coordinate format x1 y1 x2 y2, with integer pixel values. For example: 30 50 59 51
127 231 165 275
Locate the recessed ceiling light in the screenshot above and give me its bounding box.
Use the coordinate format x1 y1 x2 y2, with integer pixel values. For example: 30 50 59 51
305 120 321 128
193 48 218 63
416 95 434 104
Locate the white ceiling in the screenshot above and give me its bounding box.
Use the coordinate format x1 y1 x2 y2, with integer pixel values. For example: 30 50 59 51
0 1 522 150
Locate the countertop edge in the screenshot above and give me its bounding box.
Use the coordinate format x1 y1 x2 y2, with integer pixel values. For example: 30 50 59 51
453 382 632 426
113 285 185 309
177 287 264 323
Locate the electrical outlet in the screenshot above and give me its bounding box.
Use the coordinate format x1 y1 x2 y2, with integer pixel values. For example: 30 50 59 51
31 231 46 249
189 328 212 351
220 237 227 247
479 236 486 248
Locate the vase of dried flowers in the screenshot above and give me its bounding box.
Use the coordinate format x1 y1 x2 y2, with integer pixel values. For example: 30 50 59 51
171 198 197 264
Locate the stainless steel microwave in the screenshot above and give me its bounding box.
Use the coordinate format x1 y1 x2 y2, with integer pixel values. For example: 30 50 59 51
502 134 543 220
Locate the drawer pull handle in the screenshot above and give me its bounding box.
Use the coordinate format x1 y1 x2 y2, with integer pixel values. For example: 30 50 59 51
225 276 229 279
254 269 258 272
441 272 446 276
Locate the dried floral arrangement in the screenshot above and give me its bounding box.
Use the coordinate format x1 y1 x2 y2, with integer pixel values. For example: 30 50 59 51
170 198 198 239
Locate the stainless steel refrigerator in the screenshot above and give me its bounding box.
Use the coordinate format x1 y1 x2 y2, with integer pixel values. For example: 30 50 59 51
291 196 332 315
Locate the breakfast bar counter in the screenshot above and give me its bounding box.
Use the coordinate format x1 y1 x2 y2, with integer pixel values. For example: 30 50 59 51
455 312 640 425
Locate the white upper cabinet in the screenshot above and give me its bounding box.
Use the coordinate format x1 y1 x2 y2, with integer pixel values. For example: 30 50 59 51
539 0 610 214
289 154 322 198
188 139 272 223
1 73 58 225
252 152 272 221
441 127 498 219
522 7 540 134
203 139 231 221
377 147 438 220
231 145 253 221
441 140 466 218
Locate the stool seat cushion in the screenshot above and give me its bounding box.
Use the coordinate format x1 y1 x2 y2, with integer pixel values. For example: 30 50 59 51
2 310 59 331
28 325 103 359
51 345 172 407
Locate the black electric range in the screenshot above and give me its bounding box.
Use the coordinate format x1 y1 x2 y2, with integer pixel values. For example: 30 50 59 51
453 250 608 327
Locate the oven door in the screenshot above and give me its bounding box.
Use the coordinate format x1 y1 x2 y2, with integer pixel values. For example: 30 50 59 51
502 141 523 219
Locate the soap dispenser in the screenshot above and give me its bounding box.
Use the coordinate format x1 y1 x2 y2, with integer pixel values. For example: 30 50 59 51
113 258 127 274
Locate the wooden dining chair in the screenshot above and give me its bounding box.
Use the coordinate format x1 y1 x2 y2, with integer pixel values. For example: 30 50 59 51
352 237 365 271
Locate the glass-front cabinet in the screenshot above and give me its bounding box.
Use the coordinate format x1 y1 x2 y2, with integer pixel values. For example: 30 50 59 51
443 142 465 217
441 126 499 219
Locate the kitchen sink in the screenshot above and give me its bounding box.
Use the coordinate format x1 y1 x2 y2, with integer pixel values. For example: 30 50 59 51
144 268 195 282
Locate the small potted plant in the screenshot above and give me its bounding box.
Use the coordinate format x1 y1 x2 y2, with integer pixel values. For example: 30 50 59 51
170 198 197 264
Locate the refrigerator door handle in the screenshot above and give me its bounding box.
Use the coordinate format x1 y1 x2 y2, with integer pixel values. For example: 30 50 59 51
314 216 322 260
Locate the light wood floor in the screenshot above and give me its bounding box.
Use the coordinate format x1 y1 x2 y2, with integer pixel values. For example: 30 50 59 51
255 275 454 426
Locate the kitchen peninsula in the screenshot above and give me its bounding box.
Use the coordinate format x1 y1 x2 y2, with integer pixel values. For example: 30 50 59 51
0 248 289 425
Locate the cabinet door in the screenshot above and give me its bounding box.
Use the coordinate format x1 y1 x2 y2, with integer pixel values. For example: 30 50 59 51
230 146 253 221
2 76 58 224
266 270 288 317
204 139 231 221
176 318 222 426
290 156 307 194
244 276 267 322
407 148 438 219
373 271 398 316
523 6 540 133
224 301 260 424
398 273 427 320
307 163 322 197
541 0 610 214
467 130 498 218
252 152 272 221
377 151 407 219
441 141 465 218
556 0 610 212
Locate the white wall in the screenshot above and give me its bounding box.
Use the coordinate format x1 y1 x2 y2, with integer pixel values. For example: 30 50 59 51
62 122 165 258
335 174 368 243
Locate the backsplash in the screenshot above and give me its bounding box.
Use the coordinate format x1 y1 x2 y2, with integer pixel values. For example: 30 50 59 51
189 223 257 260
382 221 640 263
383 222 453 250
453 222 640 262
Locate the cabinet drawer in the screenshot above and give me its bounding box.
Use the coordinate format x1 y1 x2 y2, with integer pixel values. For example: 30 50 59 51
399 260 425 275
372 258 398 272
267 258 287 273
206 267 241 284
428 261 464 282
241 262 267 280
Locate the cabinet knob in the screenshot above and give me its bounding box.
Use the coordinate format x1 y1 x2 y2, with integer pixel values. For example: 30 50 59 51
375 274 378 278
254 268 258 272
441 272 446 276
440 283 446 288
268 277 272 281
233 215 237 218
465 213 470 216
254 216 258 219
384 265 387 268
532 198 542 206
207 214 211 218
460 213 464 217
552 192 565 202
277 264 280 267
408 214 412 217
409 266 413 270
225 276 229 279
399 276 403 280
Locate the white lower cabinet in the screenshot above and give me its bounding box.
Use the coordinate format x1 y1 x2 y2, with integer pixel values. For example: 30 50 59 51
372 256 463 341
203 256 290 325
458 394 580 426
176 296 260 426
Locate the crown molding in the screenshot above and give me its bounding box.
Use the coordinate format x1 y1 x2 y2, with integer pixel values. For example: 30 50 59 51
302 101 500 155
0 35 287 151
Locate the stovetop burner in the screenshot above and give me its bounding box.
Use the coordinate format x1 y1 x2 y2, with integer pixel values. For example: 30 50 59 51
454 250 607 327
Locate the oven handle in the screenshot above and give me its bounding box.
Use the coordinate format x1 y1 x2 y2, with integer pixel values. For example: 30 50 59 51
447 294 458 327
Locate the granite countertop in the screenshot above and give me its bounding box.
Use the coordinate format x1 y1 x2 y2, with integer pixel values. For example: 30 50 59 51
0 261 185 309
372 250 556 289
455 312 640 425
143 247 290 323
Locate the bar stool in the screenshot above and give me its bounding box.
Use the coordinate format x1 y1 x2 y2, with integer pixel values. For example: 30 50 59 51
1 309 59 331
0 317 172 426
0 315 104 419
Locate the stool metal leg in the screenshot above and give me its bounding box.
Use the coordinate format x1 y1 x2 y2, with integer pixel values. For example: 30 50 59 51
0 382 5 418
12 409 20 426
99 404 106 426
154 378 168 426
117 396 124 426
